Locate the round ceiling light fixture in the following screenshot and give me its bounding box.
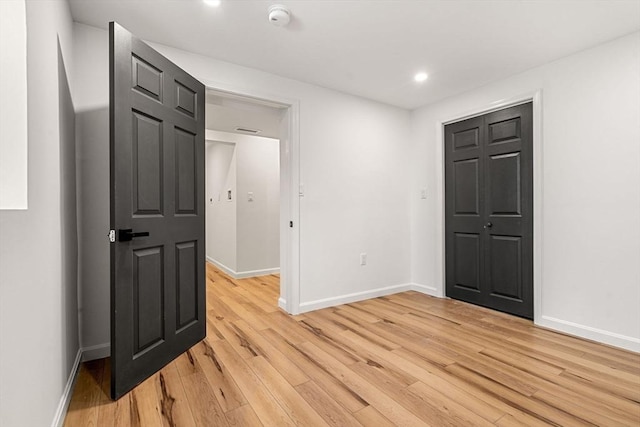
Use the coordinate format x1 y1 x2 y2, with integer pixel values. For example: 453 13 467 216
268 4 291 27
203 0 221 7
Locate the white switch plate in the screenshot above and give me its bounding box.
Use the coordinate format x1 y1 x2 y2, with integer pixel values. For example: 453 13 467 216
360 253 367 266
421 188 427 199
248 191 254 201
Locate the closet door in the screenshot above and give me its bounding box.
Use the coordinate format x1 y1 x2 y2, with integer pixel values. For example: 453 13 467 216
445 103 533 319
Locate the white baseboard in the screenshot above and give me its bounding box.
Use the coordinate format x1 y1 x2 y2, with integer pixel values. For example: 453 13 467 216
82 342 110 361
51 348 82 427
278 297 287 311
298 283 414 313
235 267 280 279
409 283 441 297
207 256 279 279
207 257 236 277
406 284 639 352
537 315 640 353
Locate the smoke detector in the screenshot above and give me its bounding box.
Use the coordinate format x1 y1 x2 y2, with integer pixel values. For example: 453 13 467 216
268 4 291 27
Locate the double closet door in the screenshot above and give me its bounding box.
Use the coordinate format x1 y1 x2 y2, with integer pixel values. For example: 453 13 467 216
445 103 533 319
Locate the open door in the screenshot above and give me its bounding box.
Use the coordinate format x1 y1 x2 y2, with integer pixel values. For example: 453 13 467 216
109 22 206 399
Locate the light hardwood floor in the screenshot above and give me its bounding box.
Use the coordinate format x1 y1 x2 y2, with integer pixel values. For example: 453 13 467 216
65 263 640 426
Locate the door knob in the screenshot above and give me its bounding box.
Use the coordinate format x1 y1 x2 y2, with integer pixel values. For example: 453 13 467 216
484 222 493 229
118 229 150 241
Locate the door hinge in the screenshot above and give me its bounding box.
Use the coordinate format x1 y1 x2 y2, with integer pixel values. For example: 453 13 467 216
108 229 116 243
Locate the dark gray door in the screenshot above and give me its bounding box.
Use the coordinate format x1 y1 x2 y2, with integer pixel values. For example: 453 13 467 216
445 103 533 319
110 22 206 399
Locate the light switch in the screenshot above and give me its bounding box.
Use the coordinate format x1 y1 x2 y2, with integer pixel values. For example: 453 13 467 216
360 253 367 266
248 192 254 202
421 188 427 199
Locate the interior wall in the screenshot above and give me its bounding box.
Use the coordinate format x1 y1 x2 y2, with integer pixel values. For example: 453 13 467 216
0 0 78 425
206 140 237 271
149 44 412 308
206 131 280 275
58 38 80 421
236 132 280 273
72 23 110 358
410 31 640 351
0 0 28 209
73 22 411 354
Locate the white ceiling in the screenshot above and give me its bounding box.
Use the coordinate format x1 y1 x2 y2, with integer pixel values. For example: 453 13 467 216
69 0 640 110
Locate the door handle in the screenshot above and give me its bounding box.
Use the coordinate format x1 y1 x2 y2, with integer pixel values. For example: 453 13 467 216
118 229 150 241
483 222 493 229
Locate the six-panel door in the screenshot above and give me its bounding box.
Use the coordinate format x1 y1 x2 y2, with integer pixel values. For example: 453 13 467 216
110 22 206 399
445 103 533 319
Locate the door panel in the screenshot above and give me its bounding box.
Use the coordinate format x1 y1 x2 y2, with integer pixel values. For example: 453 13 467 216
132 111 163 215
176 240 198 330
453 233 481 291
453 159 480 215
110 22 205 399
453 127 480 150
488 235 522 300
488 117 520 144
445 103 533 319
133 246 164 354
175 128 197 214
445 116 485 306
488 152 521 216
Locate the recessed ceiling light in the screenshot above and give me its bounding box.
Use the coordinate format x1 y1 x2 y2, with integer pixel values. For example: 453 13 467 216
203 0 221 7
414 72 428 83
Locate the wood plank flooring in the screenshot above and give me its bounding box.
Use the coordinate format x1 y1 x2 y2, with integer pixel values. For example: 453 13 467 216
65 263 640 426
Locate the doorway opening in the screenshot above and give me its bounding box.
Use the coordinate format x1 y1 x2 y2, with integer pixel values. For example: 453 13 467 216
203 88 300 314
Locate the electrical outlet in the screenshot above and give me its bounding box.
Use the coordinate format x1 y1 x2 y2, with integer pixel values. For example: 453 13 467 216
360 253 367 266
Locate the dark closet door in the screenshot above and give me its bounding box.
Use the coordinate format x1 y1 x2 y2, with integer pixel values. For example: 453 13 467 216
110 22 206 399
445 103 533 319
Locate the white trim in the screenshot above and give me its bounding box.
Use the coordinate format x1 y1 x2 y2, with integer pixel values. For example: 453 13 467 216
298 283 414 313
278 297 287 311
206 257 237 278
198 79 301 315
538 316 640 353
409 283 440 297
206 257 279 279
433 90 544 319
81 342 110 362
51 348 82 427
234 268 280 279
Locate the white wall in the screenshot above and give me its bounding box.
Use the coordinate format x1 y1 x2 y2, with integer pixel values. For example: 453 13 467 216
0 0 79 425
73 23 411 354
0 0 28 209
236 133 280 273
73 23 110 359
206 140 237 271
206 131 280 276
410 32 640 351
155 49 413 307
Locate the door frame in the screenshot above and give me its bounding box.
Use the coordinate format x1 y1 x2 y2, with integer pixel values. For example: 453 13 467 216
198 78 301 315
435 90 543 323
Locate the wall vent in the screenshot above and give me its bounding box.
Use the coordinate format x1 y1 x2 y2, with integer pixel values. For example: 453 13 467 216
235 127 261 134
